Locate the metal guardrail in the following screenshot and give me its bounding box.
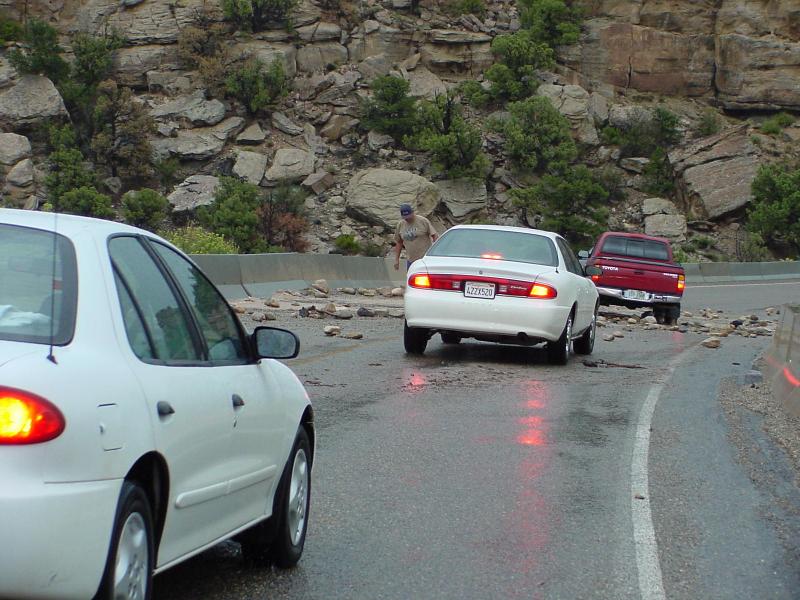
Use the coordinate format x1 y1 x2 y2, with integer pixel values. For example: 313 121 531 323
763 304 800 419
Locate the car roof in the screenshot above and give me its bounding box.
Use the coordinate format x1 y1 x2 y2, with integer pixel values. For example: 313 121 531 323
598 231 671 245
445 224 562 240
0 208 154 239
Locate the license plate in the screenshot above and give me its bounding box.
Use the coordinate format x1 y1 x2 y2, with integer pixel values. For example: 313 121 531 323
623 289 650 301
464 281 496 299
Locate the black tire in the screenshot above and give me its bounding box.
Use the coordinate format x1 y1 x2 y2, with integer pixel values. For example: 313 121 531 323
94 481 154 600
242 427 311 568
573 305 597 355
547 312 573 365
665 304 681 325
653 306 666 324
440 332 461 345
404 321 428 355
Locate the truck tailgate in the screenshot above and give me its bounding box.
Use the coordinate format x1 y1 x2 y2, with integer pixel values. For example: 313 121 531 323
593 256 683 295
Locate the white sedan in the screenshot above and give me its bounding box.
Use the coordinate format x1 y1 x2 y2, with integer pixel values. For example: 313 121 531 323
0 208 313 600
403 225 601 364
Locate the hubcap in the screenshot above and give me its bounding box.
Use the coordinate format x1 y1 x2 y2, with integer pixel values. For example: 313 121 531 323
565 317 573 356
288 448 309 546
113 512 148 600
590 312 596 345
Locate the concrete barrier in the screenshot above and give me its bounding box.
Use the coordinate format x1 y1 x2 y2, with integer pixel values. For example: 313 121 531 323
763 304 800 418
760 261 800 280
682 263 703 283
697 262 732 282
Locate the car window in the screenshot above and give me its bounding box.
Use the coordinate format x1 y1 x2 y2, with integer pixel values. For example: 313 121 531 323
114 271 155 360
0 224 77 346
601 236 669 261
427 229 558 266
557 238 583 275
150 242 248 364
109 236 201 363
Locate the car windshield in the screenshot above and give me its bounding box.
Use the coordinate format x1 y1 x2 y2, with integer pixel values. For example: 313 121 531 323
427 228 559 267
601 235 669 260
0 223 78 345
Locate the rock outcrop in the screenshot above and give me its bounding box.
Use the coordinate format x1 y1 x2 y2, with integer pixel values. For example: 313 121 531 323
346 169 441 228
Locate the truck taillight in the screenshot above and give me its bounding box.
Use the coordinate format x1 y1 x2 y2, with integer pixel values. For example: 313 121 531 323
677 274 685 291
0 387 65 445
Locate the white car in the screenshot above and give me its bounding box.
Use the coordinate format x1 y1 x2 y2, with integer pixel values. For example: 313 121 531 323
403 225 600 364
0 209 313 600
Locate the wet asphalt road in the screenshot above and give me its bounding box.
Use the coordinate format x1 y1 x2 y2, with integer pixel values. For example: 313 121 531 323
153 281 800 600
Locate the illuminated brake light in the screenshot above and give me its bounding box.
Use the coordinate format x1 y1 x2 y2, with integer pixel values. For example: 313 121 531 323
591 275 600 282
480 253 503 260
677 275 685 291
409 274 431 288
529 284 557 299
0 388 65 445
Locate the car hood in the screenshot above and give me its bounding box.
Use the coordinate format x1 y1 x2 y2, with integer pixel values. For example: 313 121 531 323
0 342 41 369
415 256 558 281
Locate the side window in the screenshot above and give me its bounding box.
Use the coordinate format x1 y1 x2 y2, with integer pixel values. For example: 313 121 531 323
557 239 582 275
109 236 201 363
114 271 155 360
151 242 248 364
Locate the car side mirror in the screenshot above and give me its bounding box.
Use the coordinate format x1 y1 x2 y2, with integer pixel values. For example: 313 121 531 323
578 250 589 259
584 266 602 277
253 327 300 359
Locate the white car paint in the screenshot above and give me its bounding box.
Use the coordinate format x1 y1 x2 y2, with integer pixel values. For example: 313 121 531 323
404 225 599 348
0 209 312 599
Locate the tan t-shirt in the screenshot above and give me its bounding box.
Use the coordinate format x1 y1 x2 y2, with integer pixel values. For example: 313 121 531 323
395 215 436 262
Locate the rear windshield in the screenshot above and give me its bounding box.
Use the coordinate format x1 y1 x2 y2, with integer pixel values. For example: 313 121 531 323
600 235 670 261
427 229 558 267
0 224 78 345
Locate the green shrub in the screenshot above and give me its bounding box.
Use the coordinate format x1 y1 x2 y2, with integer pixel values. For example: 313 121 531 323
45 147 97 205
122 189 170 231
672 248 689 264
177 24 227 69
494 95 577 173
58 186 114 219
511 165 608 245
0 14 22 43
448 0 486 17
611 108 681 157
735 230 770 262
747 162 800 254
363 242 384 257
154 158 180 190
760 112 795 135
8 18 69 83
458 80 492 108
697 110 721 137
225 58 288 115
361 75 418 142
642 148 675 197
593 166 626 201
519 0 583 47
409 93 488 179
485 32 555 101
334 234 361 255
198 177 264 253
599 125 623 146
222 0 296 31
70 31 124 89
257 185 309 252
161 226 240 254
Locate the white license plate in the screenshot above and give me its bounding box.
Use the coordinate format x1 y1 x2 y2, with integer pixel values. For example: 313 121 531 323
623 289 650 301
464 281 496 299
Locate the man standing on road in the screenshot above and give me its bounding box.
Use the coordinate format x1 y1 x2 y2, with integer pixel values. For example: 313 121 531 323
393 203 438 270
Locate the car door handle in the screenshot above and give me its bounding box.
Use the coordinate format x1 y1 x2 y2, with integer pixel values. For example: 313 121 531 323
157 401 175 416
232 394 246 408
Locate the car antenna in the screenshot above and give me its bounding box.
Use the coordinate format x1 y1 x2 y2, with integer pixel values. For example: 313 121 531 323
47 203 59 364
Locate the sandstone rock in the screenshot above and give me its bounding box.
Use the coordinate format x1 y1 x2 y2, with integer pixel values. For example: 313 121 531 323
341 287 357 295
608 105 653 130
0 134 31 165
341 332 364 339
620 157 650 173
151 130 226 161
644 214 687 242
312 279 330 294
290 0 323 28
233 151 268 184
266 149 316 183
150 91 226 126
297 43 348 73
701 337 721 349
272 112 304 136
146 71 192 96
436 179 487 219
642 198 678 216
114 45 180 88
407 67 447 99
537 83 598 145
402 53 422 71
348 24 414 65
237 122 267 144
333 309 354 319
367 130 394 151
296 22 342 42
359 288 377 296
315 71 361 103
5 158 34 187
421 30 493 77
167 175 219 212
391 287 404 296
345 169 441 228
358 54 392 80
302 171 335 194
602 333 615 342
235 42 298 78
324 325 341 336
0 76 67 129
0 57 15 89
320 115 359 141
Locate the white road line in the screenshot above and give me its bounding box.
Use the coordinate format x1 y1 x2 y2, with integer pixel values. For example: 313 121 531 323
689 281 800 289
631 350 690 600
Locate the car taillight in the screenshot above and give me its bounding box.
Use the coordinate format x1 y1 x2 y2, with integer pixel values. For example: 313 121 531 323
0 387 65 445
409 274 431 288
529 284 557 299
677 274 685 291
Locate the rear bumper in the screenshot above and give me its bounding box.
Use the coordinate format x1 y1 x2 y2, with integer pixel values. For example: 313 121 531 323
596 286 681 308
0 479 122 599
405 287 570 342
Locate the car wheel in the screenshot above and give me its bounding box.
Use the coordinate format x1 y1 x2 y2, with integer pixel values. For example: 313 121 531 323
242 427 311 568
404 321 428 355
94 481 154 600
666 304 681 325
547 313 573 365
573 305 597 355
441 332 461 345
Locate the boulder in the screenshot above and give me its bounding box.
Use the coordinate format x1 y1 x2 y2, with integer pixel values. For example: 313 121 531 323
272 112 304 136
537 83 599 145
642 198 678 216
436 179 487 219
0 57 16 89
0 76 67 129
345 169 441 228
296 22 342 42
235 42 298 78
644 214 687 242
302 171 335 194
0 133 32 165
265 149 316 183
233 151 268 184
367 130 394 151
407 67 447 99
114 45 180 88
237 122 267 144
151 130 226 161
6 158 34 187
348 23 414 65
320 115 359 141
314 71 361 104
150 91 226 126
146 71 192 96
357 54 393 80
420 30 493 77
167 175 220 212
296 43 349 73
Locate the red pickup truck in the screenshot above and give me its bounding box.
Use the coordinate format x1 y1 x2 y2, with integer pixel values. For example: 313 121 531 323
579 232 685 324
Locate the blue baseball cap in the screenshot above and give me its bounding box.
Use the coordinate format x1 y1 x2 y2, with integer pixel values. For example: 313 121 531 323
400 204 413 216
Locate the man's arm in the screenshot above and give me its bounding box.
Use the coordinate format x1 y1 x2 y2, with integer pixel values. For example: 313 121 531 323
393 239 404 270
